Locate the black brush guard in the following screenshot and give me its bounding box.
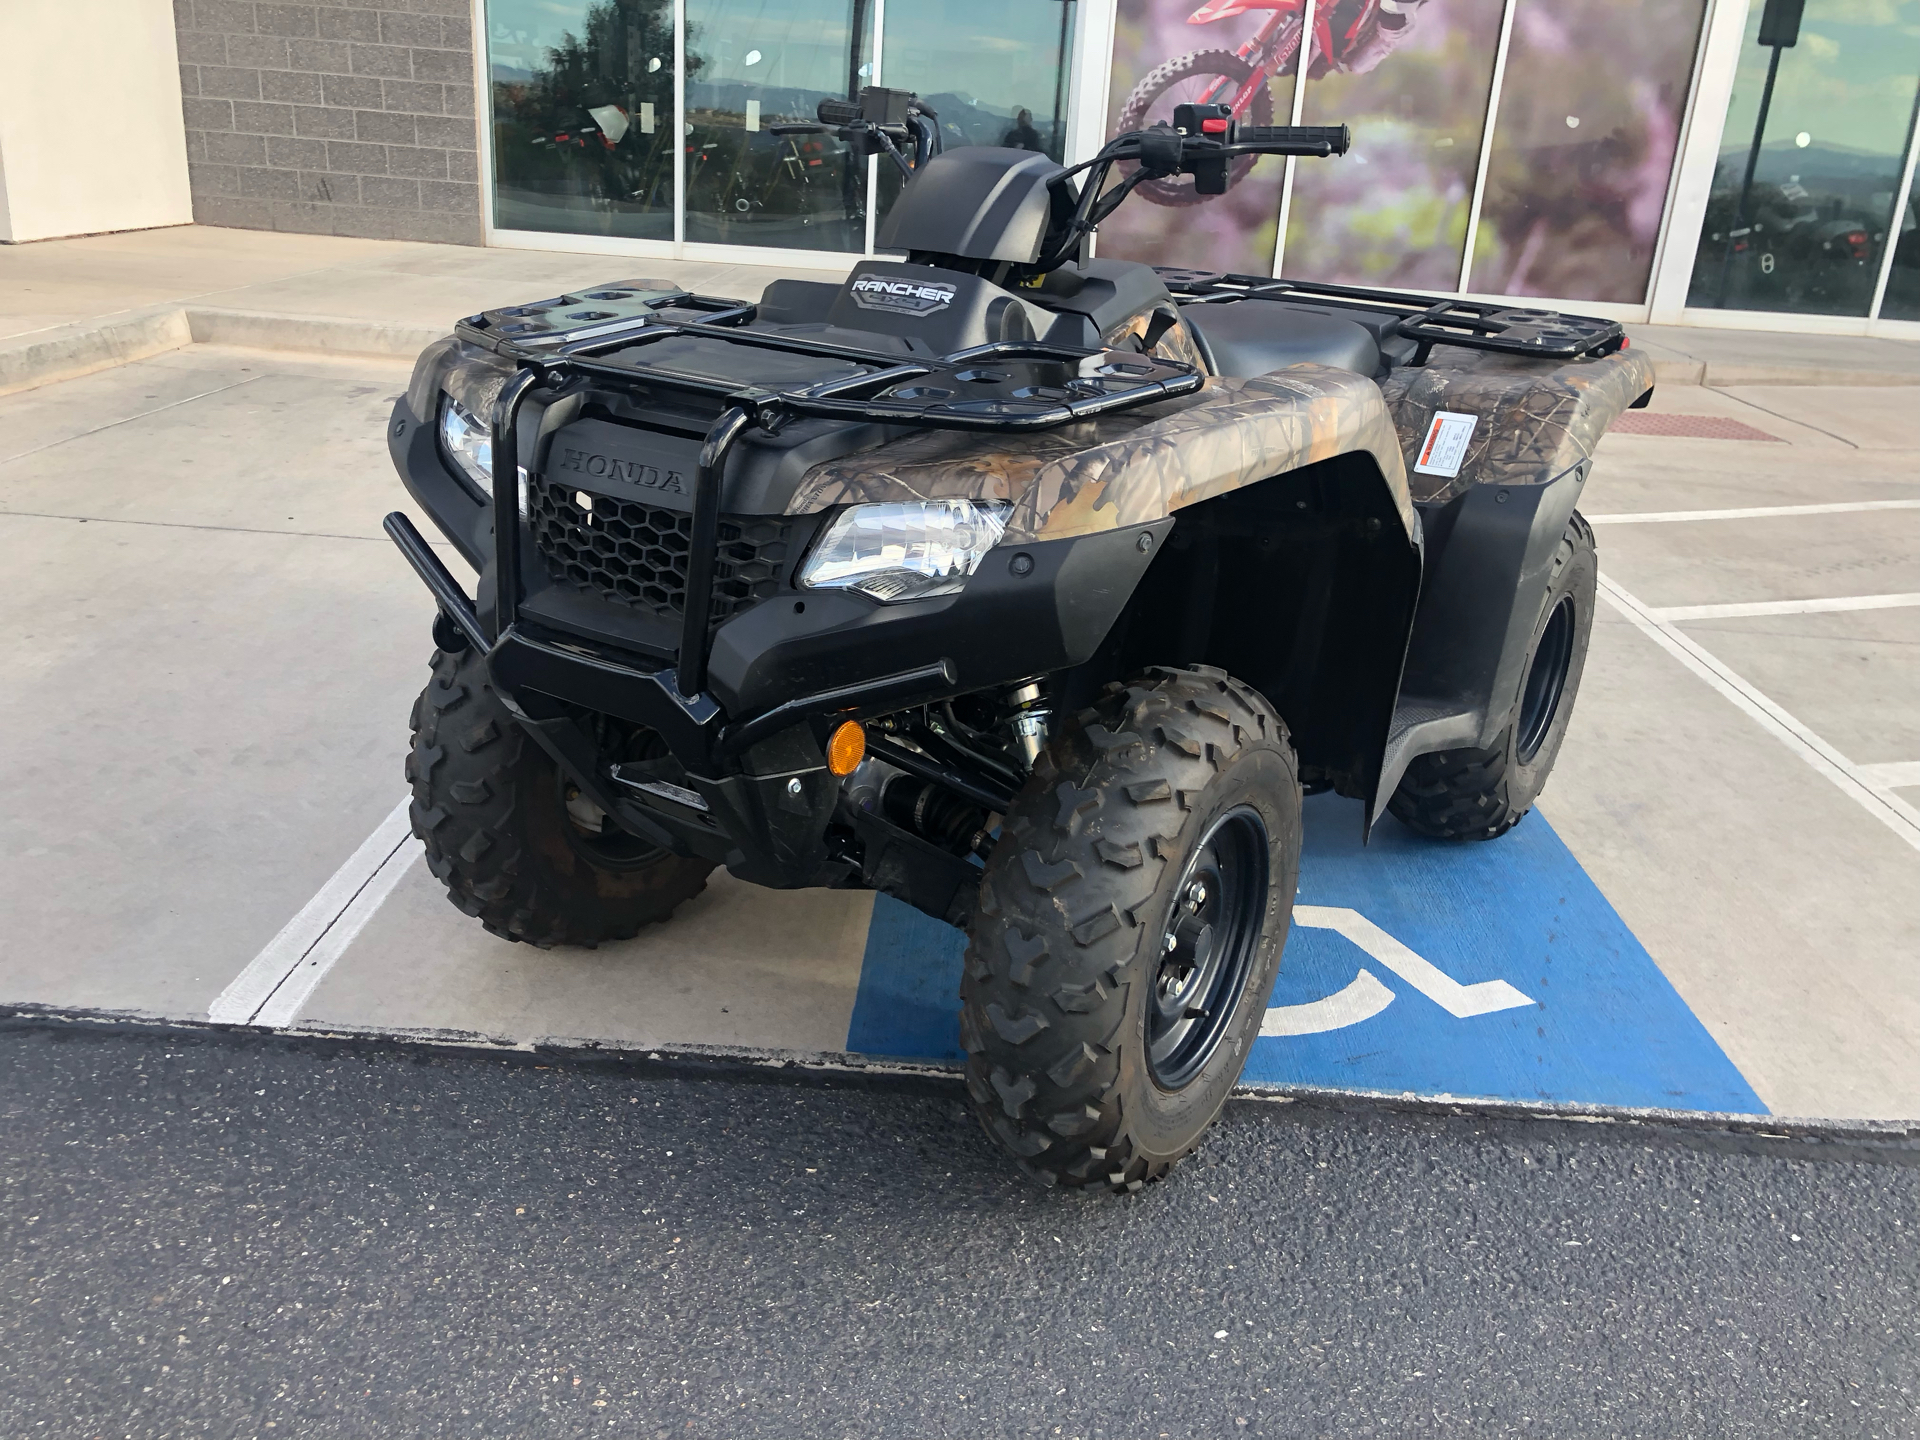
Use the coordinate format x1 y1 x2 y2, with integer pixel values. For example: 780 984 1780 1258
385 291 1203 778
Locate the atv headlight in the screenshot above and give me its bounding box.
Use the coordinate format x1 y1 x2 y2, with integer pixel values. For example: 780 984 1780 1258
417 342 515 498
799 500 1012 604
438 393 494 495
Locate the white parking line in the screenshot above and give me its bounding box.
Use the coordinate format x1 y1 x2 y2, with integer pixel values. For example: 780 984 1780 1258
1587 500 1920 525
208 798 418 1026
1646 593 1920 622
1598 575 1920 854
1857 760 1920 789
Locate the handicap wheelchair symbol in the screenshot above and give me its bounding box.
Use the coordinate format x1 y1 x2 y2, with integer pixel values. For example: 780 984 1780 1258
1261 905 1534 1037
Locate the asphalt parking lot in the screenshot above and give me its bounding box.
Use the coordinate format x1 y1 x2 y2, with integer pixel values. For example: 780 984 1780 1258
3 1022 1915 1439
1 338 1913 1121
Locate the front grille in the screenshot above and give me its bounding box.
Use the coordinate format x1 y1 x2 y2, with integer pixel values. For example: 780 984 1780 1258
527 475 792 621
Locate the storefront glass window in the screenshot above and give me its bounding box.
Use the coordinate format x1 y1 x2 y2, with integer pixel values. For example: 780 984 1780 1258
487 0 678 239
1880 159 1920 318
1470 0 1706 304
1285 0 1505 291
874 0 1077 223
1097 0 1300 277
682 0 875 251
1688 0 1920 317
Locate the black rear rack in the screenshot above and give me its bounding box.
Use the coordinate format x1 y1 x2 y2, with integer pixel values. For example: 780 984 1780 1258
456 286 1202 726
1154 269 1626 363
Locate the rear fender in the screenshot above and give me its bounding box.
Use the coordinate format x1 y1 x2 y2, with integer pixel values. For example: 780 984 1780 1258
1373 344 1655 813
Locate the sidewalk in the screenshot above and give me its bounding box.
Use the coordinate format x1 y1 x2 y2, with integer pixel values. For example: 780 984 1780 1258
3 223 1915 395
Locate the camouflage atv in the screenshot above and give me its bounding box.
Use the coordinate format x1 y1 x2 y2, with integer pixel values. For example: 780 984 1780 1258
384 91 1653 1191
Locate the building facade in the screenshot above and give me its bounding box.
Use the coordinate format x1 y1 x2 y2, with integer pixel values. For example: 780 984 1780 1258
155 0 1920 335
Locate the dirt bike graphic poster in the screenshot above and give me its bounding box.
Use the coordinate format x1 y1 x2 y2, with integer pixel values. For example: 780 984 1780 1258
1100 0 1706 305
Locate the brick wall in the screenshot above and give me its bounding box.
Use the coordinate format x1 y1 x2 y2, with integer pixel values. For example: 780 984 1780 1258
174 0 483 244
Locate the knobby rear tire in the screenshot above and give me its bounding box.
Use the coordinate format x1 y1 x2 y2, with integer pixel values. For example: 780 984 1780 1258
1388 512 1597 841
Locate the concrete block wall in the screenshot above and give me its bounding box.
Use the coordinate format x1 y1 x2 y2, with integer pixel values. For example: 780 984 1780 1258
174 0 484 244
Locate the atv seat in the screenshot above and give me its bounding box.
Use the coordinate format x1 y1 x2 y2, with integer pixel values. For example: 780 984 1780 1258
1179 298 1408 380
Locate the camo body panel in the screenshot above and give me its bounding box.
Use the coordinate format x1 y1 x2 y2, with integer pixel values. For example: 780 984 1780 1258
1378 346 1656 504
787 364 1413 545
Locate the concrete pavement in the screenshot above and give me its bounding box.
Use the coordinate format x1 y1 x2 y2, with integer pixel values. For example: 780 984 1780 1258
0 227 1916 1126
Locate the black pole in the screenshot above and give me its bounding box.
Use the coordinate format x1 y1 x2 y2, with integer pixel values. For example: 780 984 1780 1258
848 0 870 101
1050 0 1073 161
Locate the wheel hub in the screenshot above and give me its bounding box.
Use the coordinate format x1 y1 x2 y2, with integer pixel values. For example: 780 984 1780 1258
1148 808 1269 1090
1517 595 1576 764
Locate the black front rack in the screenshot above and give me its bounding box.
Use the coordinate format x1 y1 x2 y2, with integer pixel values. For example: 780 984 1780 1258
1154 269 1626 363
456 286 1202 433
457 285 1203 720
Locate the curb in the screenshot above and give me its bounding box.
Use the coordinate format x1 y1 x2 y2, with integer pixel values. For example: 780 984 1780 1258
0 305 192 398
184 307 447 360
0 305 444 397
5 1000 1917 1158
1648 356 1920 388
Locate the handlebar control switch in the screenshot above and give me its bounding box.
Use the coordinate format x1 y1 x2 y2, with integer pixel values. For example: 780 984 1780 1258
1172 103 1235 194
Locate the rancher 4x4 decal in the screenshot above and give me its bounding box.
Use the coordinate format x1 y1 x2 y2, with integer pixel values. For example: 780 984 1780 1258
847 273 958 315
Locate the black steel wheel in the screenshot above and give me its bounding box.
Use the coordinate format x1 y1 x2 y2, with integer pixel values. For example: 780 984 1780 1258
1148 807 1269 1090
1516 595 1575 765
961 665 1303 1194
1389 512 1597 841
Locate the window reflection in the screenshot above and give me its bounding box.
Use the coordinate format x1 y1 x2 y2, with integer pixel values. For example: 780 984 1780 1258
873 0 1076 226
487 0 677 239
1688 0 1920 317
1881 172 1920 319
683 0 874 250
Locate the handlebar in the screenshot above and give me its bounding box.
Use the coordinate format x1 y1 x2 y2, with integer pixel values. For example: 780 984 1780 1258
817 97 863 128
811 87 941 178
1029 114 1350 273
1230 124 1351 158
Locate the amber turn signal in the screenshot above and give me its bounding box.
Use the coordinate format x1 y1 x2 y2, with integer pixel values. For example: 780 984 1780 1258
826 720 866 777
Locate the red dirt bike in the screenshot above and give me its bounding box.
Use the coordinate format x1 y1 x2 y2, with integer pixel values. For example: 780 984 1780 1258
1117 0 1377 206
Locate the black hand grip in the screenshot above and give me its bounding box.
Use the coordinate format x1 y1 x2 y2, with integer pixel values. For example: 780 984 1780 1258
817 97 862 126
1235 123 1351 156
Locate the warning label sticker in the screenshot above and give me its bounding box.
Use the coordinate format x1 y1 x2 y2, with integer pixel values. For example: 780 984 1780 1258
1413 410 1479 478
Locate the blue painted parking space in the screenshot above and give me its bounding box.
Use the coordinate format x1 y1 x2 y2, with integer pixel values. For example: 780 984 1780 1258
845 795 1767 1115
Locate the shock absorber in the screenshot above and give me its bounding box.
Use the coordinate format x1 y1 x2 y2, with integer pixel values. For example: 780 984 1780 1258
1005 679 1052 766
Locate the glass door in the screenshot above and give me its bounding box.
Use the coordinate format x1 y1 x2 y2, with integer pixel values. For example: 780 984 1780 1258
1687 0 1920 317
872 0 1078 226
486 0 678 240
681 0 876 251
